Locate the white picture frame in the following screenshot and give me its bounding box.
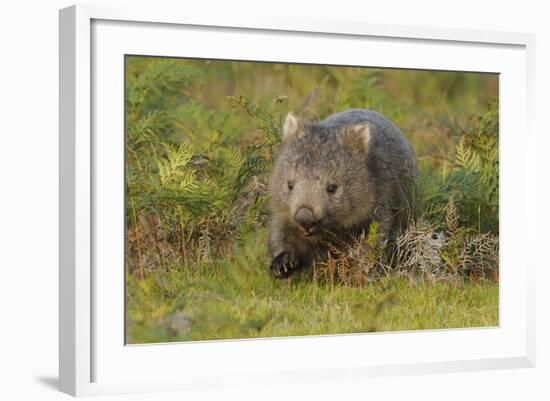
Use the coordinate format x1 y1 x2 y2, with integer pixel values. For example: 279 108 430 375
59 3 536 397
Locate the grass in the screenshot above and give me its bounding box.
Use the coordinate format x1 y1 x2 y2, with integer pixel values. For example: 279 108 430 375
124 56 499 344
126 229 498 344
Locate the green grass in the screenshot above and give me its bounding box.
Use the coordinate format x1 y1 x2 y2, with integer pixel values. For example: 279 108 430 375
126 229 498 344
124 56 499 344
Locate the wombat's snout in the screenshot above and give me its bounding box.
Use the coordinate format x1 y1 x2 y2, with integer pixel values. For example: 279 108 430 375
294 207 319 235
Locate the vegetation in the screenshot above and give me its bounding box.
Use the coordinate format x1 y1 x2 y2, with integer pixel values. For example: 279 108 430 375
125 56 499 344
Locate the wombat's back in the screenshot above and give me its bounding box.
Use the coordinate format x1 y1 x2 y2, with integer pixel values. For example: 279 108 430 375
320 108 399 131
321 108 417 180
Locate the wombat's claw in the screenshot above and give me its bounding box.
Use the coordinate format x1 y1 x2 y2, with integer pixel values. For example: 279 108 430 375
270 252 296 279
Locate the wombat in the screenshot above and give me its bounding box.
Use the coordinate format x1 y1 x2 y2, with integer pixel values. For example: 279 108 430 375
268 109 418 279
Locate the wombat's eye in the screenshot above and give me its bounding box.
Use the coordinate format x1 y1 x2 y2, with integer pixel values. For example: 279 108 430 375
326 184 338 194
287 181 294 191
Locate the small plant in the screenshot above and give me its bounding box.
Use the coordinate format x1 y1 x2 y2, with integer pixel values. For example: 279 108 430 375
395 218 446 278
317 223 387 286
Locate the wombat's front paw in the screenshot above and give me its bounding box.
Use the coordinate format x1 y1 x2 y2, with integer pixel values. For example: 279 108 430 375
270 252 299 279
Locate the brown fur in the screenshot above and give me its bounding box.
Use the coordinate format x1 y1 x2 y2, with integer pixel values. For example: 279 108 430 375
268 109 418 278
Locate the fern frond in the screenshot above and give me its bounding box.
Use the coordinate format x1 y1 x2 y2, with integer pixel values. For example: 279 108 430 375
455 137 480 173
156 143 194 186
445 197 459 236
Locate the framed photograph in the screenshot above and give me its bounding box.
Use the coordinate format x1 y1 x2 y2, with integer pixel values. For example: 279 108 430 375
59 4 536 396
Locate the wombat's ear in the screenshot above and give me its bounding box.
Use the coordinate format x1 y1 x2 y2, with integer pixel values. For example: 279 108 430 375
283 112 300 139
341 124 371 152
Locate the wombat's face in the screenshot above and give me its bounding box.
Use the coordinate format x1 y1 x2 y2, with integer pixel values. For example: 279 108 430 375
270 113 372 238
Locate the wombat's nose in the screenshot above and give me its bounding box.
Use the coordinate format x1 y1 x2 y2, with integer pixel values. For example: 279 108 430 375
294 207 318 232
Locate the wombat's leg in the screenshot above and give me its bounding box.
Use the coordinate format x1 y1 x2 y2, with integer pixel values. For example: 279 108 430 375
374 208 405 265
373 207 400 242
270 252 301 279
268 219 303 279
